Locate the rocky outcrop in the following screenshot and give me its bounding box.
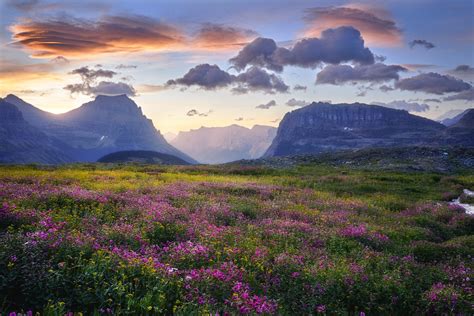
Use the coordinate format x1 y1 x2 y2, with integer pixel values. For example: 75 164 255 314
264 102 448 157
4 94 196 163
0 99 73 164
171 124 277 164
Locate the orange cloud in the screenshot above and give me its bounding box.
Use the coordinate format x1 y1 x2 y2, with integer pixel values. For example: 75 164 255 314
0 60 62 94
10 15 186 58
192 23 258 51
10 15 259 58
303 4 403 47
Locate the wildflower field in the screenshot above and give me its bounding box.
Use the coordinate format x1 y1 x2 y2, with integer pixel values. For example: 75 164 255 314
0 164 472 315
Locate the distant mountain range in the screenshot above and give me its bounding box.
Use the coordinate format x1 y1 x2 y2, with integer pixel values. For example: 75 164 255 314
264 102 473 157
171 125 277 164
2 94 195 164
1 95 472 164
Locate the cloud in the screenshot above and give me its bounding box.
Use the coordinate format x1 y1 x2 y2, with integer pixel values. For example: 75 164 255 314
166 64 234 90
256 100 277 109
116 64 137 69
229 37 281 71
293 84 307 91
395 72 472 94
448 64 474 80
70 66 117 85
379 85 394 92
233 67 289 94
372 100 430 112
229 26 374 72
186 109 199 116
50 56 69 64
400 64 436 71
316 63 407 85
64 81 136 96
18 89 36 94
375 54 386 62
424 98 441 103
270 118 281 123
137 84 166 93
193 23 257 50
235 117 244 121
286 98 308 107
451 64 474 74
303 5 403 47
186 109 212 117
443 88 474 101
409 39 435 49
167 64 289 94
10 15 184 58
7 0 40 11
356 85 374 97
0 59 62 91
90 81 136 96
64 66 136 96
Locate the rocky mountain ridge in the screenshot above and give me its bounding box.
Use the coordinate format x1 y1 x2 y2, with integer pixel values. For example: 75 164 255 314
3 94 195 163
0 99 73 164
264 102 473 157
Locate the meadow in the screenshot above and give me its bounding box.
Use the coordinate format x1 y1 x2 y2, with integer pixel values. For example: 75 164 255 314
0 163 472 315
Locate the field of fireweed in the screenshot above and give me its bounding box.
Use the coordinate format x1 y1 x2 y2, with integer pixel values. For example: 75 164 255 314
0 164 472 315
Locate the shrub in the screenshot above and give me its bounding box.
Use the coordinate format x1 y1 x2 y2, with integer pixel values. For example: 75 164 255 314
146 222 187 245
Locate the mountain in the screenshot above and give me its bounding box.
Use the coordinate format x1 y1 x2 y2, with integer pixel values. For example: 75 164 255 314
264 102 447 157
4 94 196 163
449 109 473 129
444 109 474 147
0 99 73 164
438 108 473 126
163 132 177 142
171 125 277 164
98 150 190 165
4 94 57 127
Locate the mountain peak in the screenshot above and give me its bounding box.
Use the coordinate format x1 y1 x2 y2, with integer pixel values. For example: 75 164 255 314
79 94 141 116
264 101 446 157
5 94 22 101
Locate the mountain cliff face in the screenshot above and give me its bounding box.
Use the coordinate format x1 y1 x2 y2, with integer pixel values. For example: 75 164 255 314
0 99 73 164
4 94 195 163
171 125 277 164
264 102 447 157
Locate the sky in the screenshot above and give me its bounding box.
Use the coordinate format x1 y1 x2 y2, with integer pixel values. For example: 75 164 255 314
0 0 473 134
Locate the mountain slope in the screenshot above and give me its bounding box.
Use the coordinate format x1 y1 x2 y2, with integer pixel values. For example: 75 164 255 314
171 125 277 164
439 108 473 126
264 102 446 157
98 150 190 165
0 99 73 164
444 109 474 146
5 94 196 163
4 94 57 127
